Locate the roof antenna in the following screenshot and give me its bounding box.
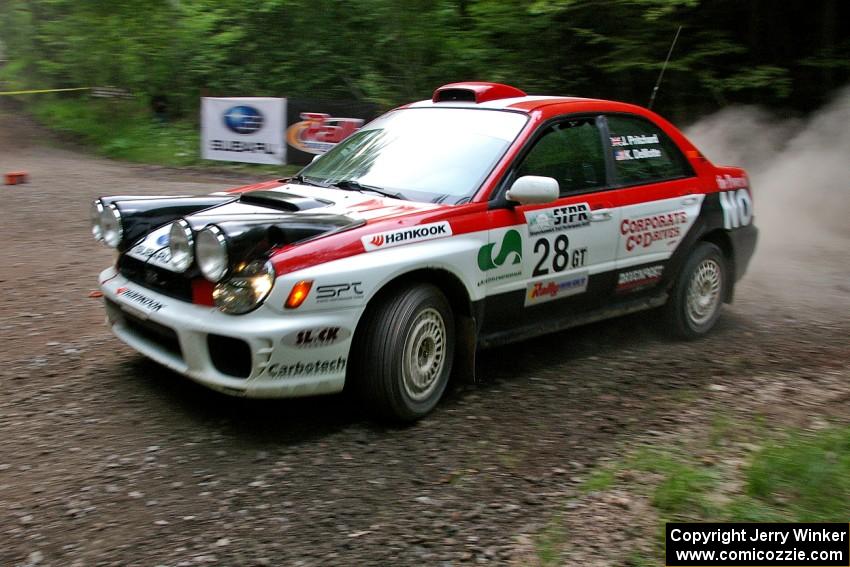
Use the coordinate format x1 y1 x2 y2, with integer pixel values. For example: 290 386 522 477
647 25 682 110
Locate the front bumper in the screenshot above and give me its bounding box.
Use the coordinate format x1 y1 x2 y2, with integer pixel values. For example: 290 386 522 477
99 268 357 398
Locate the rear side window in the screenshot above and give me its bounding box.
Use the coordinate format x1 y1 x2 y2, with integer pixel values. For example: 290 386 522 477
515 118 606 196
606 115 691 186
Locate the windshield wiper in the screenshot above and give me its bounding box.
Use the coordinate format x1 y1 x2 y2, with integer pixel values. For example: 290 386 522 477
289 174 327 188
329 179 407 200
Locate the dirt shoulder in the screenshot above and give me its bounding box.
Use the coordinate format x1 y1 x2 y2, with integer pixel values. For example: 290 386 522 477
1 100 848 566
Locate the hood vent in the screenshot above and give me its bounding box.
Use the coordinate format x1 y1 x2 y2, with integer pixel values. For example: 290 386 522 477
239 190 331 212
432 82 527 104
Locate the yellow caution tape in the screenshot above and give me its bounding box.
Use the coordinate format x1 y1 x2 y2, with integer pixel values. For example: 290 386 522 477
0 87 93 96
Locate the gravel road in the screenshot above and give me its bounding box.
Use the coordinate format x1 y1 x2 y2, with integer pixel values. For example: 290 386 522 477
1 100 848 566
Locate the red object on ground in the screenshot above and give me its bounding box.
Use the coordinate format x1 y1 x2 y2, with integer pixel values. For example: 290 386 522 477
5 171 28 185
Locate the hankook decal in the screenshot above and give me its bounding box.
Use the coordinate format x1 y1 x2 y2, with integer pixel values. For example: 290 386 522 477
361 221 452 251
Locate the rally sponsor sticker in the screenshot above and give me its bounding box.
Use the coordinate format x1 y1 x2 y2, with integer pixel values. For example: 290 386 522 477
525 203 591 235
361 221 452 251
524 272 588 306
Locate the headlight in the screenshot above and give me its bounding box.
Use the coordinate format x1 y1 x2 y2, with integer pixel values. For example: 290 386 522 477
168 220 194 272
100 203 123 248
196 225 228 282
90 200 104 241
212 260 275 314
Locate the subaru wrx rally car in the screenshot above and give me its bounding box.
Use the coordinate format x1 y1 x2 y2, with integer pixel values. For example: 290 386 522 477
92 82 757 421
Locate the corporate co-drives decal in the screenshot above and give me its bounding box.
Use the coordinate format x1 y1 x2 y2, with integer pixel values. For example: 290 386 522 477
361 221 452 251
620 210 688 252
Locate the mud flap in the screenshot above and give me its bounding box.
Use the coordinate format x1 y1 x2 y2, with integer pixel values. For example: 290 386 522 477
452 314 477 383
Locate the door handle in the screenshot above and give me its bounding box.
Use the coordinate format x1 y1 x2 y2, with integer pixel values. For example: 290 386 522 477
590 211 612 222
681 196 699 205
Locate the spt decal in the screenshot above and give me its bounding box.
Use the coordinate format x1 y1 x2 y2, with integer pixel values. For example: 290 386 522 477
478 230 522 271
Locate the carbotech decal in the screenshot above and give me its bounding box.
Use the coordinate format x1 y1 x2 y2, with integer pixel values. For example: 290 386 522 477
526 203 591 235
621 211 688 252
616 265 664 293
361 221 452 251
719 189 753 229
116 287 164 312
282 326 351 349
265 357 347 378
525 272 588 306
478 229 522 271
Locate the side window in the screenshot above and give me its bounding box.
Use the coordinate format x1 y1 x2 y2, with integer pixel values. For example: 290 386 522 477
515 118 606 196
606 115 692 185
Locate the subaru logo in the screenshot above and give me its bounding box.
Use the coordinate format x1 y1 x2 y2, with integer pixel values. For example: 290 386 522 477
156 234 169 246
223 106 264 135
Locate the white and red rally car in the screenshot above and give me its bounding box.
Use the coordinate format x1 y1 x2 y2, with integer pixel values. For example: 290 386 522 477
92 82 757 421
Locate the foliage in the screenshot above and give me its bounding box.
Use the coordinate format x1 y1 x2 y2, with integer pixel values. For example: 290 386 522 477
741 427 850 522
29 96 299 174
1 0 848 123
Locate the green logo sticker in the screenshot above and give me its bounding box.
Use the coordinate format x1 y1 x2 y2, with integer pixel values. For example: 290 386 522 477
478 229 522 271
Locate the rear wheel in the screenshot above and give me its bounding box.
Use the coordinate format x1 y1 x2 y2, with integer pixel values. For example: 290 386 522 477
354 283 455 422
663 242 728 339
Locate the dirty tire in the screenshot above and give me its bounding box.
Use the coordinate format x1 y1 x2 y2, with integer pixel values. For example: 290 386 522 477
355 283 455 422
664 241 728 339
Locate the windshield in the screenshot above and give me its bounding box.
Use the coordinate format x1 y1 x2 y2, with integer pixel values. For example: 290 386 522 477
295 108 528 203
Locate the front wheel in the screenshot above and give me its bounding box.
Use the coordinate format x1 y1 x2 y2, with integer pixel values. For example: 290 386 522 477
663 242 728 339
353 283 455 422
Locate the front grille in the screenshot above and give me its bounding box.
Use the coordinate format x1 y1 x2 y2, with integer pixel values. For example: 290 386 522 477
118 255 193 302
107 298 183 359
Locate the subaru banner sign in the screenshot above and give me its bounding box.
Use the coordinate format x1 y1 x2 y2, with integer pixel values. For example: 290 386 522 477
201 97 286 165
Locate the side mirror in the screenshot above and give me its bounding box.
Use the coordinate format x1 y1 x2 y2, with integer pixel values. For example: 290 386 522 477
505 175 559 205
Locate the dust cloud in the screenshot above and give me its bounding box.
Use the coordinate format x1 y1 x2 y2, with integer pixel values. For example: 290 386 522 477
684 88 850 306
685 88 850 250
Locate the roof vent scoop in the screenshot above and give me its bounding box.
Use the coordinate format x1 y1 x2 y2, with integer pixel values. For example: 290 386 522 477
432 82 527 104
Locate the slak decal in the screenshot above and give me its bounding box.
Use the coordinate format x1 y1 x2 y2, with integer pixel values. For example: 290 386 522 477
719 189 753 229
478 230 522 271
282 327 351 349
361 221 452 251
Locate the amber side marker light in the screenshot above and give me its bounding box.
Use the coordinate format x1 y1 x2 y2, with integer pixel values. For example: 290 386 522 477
285 280 313 309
